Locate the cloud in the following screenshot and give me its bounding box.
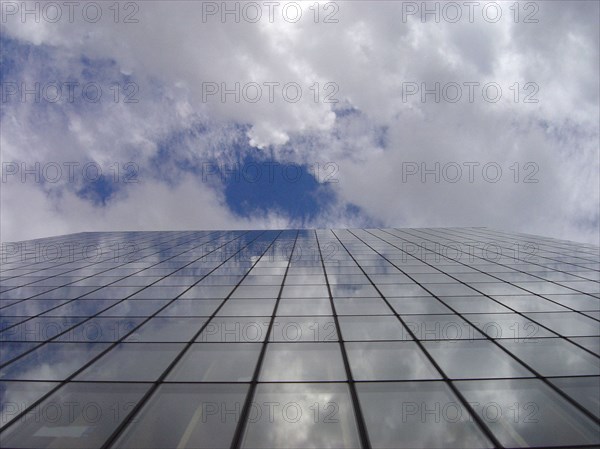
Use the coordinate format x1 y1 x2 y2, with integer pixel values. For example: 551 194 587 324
1 1 598 244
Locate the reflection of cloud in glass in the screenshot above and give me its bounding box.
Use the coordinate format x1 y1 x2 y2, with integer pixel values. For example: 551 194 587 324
455 379 600 447
0 381 58 428
260 343 346 381
357 381 493 448
346 341 441 380
1 382 149 448
242 383 361 449
75 343 184 381
113 383 249 449
0 342 110 381
498 338 600 376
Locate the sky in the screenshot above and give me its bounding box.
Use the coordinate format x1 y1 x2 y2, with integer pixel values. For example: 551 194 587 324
0 0 598 244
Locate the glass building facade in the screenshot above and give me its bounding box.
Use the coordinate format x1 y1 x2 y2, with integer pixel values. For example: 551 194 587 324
0 228 598 448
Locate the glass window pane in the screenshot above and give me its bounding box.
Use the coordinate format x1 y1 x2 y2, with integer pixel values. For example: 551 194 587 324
346 341 441 380
327 274 370 284
0 317 85 342
179 285 235 299
260 343 346 381
474 283 530 295
549 376 600 418
331 284 379 298
403 315 485 341
128 286 191 300
0 342 39 364
98 300 170 317
439 297 512 313
241 383 361 449
167 343 261 382
240 275 286 286
569 336 600 356
389 297 453 315
0 382 150 449
421 283 481 297
270 317 337 342
356 382 493 449
524 312 600 337
455 378 600 447
491 295 569 312
498 338 600 376
229 285 281 299
276 298 332 316
124 317 207 342
281 285 329 298
0 317 28 332
0 381 59 429
217 299 276 317
339 316 410 341
55 317 145 342
157 299 222 317
81 286 144 300
42 300 120 317
377 284 431 297
514 282 579 295
422 340 533 379
112 383 248 449
334 298 391 315
0 299 70 316
465 313 557 340
543 294 600 311
0 342 109 380
196 317 270 343
75 343 183 381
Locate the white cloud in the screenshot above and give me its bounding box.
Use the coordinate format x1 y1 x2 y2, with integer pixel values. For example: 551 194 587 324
1 1 598 244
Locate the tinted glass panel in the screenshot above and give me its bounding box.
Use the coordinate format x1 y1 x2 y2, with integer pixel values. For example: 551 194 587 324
167 343 261 382
112 383 248 449
0 382 149 448
260 343 346 381
356 382 493 449
455 379 600 447
0 343 109 380
422 340 533 379
75 343 183 381
346 341 441 380
339 316 410 341
241 383 361 449
0 381 58 428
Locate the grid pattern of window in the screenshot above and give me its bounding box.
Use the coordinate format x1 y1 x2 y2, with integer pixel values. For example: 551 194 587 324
0 228 598 448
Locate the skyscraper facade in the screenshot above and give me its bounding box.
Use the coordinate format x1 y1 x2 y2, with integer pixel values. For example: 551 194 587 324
0 228 598 448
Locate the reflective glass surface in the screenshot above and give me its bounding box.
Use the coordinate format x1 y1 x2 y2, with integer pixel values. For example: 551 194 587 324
241 383 361 449
497 338 600 376
74 343 183 381
338 316 410 341
421 340 534 379
0 382 150 448
356 382 493 448
1 228 598 448
112 384 249 449
455 379 600 447
0 342 110 380
260 343 347 381
346 341 441 380
167 343 261 382
548 376 600 418
0 381 59 428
